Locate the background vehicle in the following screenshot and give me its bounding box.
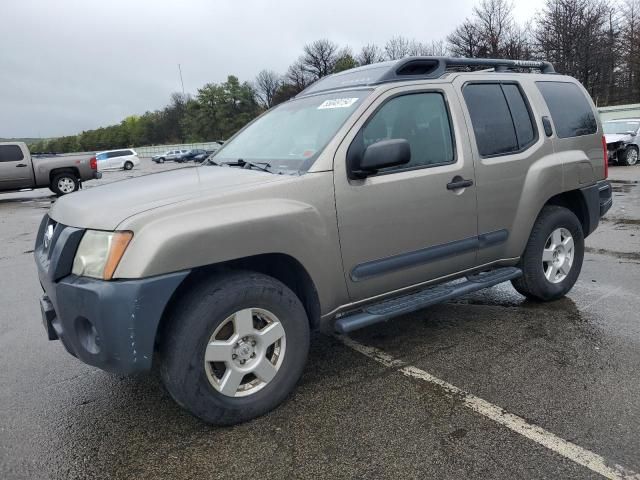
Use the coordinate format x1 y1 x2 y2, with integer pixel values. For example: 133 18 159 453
96 149 140 171
0 142 100 195
152 149 189 163
604 118 640 166
182 149 208 161
35 57 612 425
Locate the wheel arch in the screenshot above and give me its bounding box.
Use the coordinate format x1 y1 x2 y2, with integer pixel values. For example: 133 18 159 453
49 167 80 183
155 253 322 353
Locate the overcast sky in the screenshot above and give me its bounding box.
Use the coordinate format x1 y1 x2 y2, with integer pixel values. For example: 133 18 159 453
1 0 544 138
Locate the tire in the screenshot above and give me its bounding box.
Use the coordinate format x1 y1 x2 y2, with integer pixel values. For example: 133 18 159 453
159 271 310 425
618 146 639 166
123 161 133 170
157 157 165 164
511 205 584 302
50 172 79 196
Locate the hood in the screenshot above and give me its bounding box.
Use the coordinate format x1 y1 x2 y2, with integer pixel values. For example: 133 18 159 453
605 133 633 144
50 166 282 230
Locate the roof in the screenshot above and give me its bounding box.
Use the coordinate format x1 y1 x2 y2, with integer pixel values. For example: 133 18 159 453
298 56 556 97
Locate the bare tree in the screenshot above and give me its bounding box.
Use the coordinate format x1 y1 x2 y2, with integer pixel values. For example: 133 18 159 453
301 39 339 80
254 70 281 109
385 36 411 59
357 43 385 65
474 0 515 56
286 59 313 92
447 19 484 57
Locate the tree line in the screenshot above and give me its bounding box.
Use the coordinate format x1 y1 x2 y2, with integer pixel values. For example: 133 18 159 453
32 0 640 154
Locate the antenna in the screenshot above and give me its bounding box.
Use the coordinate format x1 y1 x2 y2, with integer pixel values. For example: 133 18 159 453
177 64 185 96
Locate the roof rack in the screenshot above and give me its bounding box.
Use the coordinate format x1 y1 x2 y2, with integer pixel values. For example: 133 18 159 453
298 56 556 97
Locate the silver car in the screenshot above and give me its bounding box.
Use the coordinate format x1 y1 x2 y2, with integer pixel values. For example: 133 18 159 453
604 118 640 166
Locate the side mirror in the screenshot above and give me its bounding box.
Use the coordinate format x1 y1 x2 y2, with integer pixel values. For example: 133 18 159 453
352 139 411 178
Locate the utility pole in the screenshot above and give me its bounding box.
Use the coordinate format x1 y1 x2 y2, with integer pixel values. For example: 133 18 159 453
177 64 185 96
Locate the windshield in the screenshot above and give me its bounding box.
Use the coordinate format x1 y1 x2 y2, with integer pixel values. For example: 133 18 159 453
210 90 370 173
604 121 639 135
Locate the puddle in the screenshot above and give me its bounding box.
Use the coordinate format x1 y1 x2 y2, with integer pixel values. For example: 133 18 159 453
610 179 639 194
585 246 640 262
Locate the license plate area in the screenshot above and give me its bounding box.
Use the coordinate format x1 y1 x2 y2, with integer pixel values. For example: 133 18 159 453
40 295 58 341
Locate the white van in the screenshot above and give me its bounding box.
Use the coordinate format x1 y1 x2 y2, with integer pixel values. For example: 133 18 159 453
95 149 140 171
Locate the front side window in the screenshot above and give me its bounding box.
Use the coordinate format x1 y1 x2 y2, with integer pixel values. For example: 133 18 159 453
536 81 597 138
350 92 455 174
463 83 536 157
0 145 25 162
213 89 370 174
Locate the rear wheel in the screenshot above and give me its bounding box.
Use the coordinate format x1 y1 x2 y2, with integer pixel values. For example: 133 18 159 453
159 271 310 425
50 173 79 196
123 161 133 170
511 206 584 301
619 146 639 166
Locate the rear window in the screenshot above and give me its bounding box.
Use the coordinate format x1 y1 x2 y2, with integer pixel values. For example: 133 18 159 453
462 83 536 157
536 82 597 138
0 145 25 162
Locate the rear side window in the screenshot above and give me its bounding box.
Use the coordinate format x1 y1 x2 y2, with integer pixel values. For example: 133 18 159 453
0 145 25 162
463 83 536 157
536 81 597 138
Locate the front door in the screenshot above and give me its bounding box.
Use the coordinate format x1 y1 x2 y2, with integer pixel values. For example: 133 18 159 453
0 144 33 190
334 85 479 301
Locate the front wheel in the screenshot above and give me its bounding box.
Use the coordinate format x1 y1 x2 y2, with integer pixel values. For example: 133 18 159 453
50 173 79 196
619 146 639 166
159 271 310 425
511 205 584 301
123 161 133 170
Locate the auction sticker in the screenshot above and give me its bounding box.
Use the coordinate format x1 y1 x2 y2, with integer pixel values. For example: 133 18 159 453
317 98 359 109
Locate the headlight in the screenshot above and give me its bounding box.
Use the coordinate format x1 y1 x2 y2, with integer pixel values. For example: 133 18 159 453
72 230 133 280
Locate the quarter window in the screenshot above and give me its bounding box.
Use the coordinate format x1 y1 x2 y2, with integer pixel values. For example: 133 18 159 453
536 81 597 138
352 92 455 174
0 145 25 162
463 83 536 157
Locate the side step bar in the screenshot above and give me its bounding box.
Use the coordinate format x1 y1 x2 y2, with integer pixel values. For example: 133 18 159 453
334 267 522 334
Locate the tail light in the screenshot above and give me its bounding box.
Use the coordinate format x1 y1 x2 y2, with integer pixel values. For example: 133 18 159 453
89 156 97 170
601 136 608 179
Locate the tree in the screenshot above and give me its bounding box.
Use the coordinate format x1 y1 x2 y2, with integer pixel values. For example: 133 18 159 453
534 0 613 101
333 47 358 73
357 43 385 65
385 36 410 59
301 39 339 79
287 59 313 92
254 69 281 109
447 20 484 57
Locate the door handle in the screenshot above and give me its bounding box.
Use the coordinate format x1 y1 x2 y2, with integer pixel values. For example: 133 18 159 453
447 176 473 190
16 163 27 167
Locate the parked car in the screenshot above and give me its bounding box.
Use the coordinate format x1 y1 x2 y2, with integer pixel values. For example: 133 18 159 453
95 149 140 171
0 142 100 195
152 149 189 163
603 118 640 166
193 149 220 163
35 57 612 425
182 149 208 161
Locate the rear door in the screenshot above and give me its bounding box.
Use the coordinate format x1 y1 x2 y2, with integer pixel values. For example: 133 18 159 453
0 144 33 190
334 84 479 301
454 76 554 264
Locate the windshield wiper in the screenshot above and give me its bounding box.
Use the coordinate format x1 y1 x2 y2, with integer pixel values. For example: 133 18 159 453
221 159 272 173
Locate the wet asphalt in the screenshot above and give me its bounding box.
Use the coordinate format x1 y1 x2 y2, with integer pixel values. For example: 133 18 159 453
0 160 639 479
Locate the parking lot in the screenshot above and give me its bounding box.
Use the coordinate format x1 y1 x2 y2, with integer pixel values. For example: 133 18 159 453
1 159 639 479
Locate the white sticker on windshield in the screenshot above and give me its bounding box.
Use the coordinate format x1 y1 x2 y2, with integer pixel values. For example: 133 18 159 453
317 98 359 110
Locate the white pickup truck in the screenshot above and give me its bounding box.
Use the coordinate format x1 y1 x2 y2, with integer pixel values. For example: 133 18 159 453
0 142 101 195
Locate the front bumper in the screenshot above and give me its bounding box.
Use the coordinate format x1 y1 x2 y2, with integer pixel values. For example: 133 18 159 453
34 215 188 374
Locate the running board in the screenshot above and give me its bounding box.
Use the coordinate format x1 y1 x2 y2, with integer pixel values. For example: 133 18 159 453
334 267 522 334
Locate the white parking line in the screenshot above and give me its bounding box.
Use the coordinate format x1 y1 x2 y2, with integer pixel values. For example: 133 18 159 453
337 335 640 480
